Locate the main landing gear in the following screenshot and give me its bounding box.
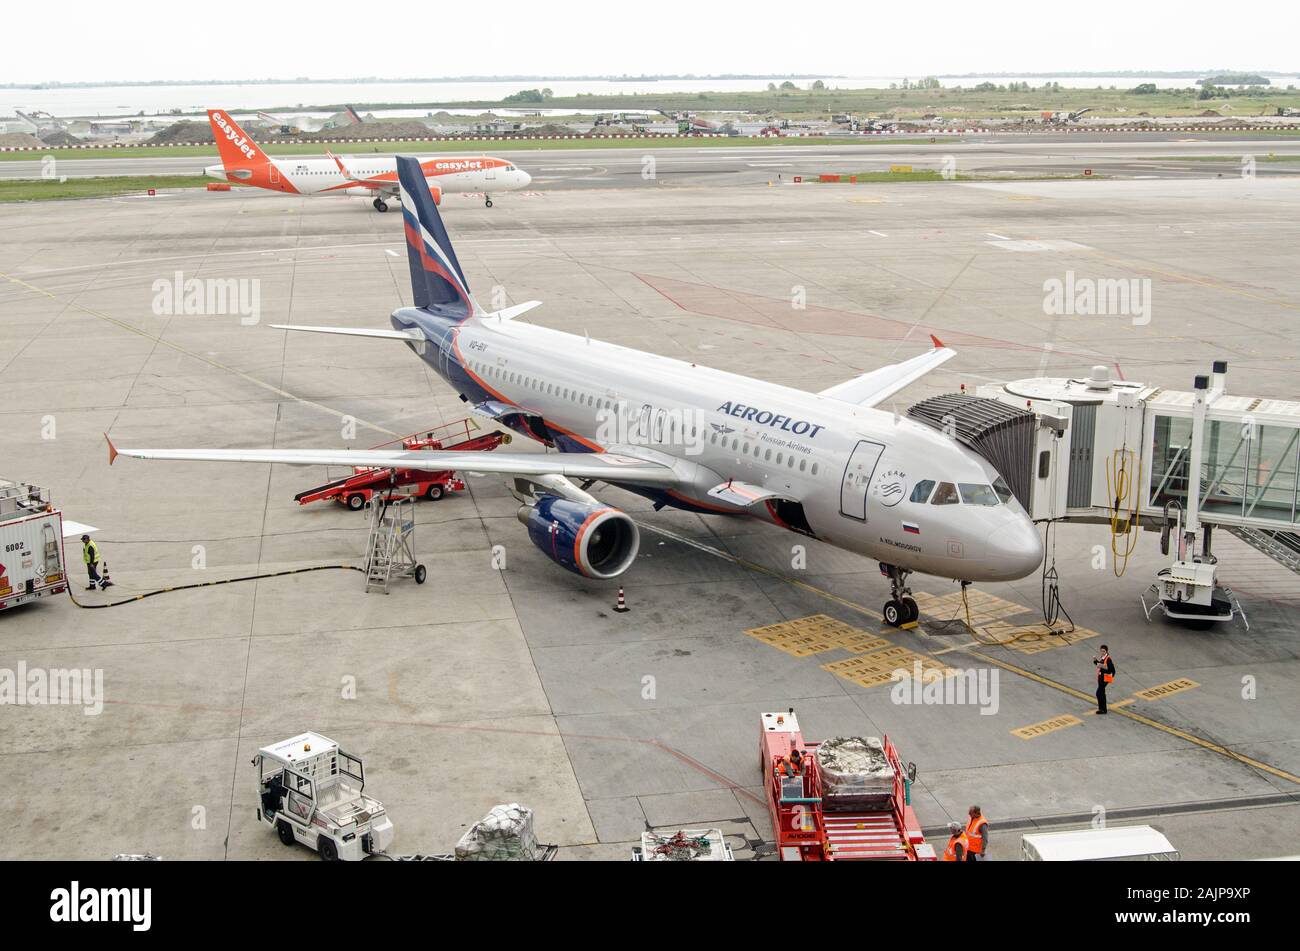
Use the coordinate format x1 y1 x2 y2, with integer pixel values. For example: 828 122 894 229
484 195 493 208
373 197 389 213
880 563 919 627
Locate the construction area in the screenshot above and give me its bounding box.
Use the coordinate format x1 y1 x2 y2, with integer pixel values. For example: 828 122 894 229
2 160 1299 861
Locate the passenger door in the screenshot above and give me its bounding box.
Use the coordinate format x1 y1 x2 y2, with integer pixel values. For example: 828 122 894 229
840 440 885 521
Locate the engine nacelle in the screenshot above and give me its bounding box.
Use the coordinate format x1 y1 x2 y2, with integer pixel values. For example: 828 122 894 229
428 183 442 205
519 496 639 579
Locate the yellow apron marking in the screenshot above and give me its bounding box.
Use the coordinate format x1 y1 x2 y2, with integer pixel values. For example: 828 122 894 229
1134 679 1200 702
1012 714 1083 739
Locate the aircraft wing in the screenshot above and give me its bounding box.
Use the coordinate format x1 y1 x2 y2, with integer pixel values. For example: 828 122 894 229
818 336 955 408
105 436 678 485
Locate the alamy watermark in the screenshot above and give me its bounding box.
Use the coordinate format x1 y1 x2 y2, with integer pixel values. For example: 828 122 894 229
0 662 103 716
1043 270 1151 326
890 662 1000 716
152 271 260 326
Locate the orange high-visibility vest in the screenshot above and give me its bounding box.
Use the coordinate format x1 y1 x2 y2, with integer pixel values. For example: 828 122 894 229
942 832 969 861
965 815 988 853
775 758 788 777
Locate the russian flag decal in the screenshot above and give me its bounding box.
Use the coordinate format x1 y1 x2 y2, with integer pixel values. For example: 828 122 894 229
902 521 921 535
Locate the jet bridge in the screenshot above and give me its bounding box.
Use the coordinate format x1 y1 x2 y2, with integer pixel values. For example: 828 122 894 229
956 361 1300 626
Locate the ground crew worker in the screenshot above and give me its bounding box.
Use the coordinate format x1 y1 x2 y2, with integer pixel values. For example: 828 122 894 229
1093 644 1116 714
942 821 969 862
788 748 804 775
81 534 113 591
774 756 788 778
964 805 988 861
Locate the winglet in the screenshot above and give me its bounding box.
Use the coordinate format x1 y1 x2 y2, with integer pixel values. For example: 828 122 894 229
930 333 946 349
105 433 118 466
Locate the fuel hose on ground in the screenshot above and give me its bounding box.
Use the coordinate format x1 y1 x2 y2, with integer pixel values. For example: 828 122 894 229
65 565 365 609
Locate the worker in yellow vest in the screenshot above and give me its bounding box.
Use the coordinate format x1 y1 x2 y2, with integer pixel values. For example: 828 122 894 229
964 805 988 861
81 534 113 591
941 822 969 861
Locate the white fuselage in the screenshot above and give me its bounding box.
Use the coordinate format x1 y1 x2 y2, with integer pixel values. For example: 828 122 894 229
205 154 531 198
413 311 1044 583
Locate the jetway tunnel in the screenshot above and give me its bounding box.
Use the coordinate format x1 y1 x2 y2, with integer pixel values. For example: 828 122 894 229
910 361 1300 627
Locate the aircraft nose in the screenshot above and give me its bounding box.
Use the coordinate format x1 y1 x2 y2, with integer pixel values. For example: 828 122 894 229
985 517 1044 580
518 169 532 187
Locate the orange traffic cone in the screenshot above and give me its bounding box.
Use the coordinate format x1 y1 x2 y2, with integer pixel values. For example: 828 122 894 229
614 587 629 613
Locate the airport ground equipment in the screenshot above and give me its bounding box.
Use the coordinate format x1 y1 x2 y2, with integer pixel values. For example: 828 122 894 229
364 494 424 592
632 828 736 861
253 732 394 861
1021 825 1179 861
371 804 558 862
0 481 73 612
295 419 507 510
912 361 1297 628
760 709 933 861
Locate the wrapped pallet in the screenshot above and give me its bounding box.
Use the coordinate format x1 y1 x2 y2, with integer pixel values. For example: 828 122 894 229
454 803 539 861
816 736 896 805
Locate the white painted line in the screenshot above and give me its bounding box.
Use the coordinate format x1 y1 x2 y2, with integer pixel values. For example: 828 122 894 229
385 249 400 257
868 230 888 238
985 232 1010 240
747 162 794 167
930 641 980 655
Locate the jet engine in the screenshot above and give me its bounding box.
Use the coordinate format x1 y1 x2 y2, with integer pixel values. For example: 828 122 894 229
427 183 442 205
518 496 639 579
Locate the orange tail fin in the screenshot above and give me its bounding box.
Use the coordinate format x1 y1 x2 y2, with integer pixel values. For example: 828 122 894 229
207 109 262 169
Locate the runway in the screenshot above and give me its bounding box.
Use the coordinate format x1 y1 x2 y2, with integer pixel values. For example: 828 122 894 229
4 134 1300 186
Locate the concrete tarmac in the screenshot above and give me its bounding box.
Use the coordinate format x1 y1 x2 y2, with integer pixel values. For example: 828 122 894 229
1 173 1298 860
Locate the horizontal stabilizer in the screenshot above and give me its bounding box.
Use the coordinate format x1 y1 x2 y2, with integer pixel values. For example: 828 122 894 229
269 324 423 341
487 300 542 322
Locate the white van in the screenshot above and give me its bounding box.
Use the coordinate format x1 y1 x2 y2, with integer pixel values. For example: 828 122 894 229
1022 825 1180 861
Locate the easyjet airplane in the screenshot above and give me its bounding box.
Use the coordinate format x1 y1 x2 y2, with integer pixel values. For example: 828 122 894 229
204 109 530 211
109 157 1044 626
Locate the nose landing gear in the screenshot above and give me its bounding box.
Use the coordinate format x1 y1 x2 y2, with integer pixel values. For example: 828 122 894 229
880 563 919 627
484 195 493 208
373 197 389 213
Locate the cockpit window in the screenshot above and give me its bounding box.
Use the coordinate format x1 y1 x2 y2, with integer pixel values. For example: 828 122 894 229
931 482 959 505
959 483 1000 506
909 480 935 503
992 477 1014 505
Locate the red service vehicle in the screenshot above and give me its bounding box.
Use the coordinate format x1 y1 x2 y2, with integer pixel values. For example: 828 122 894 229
296 419 509 511
0 481 70 612
760 708 934 861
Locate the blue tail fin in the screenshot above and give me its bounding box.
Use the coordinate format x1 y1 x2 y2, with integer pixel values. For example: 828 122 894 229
396 155 476 316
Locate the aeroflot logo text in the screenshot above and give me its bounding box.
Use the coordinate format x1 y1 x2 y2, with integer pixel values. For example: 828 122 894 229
717 402 825 438
212 112 258 161
50 882 151 932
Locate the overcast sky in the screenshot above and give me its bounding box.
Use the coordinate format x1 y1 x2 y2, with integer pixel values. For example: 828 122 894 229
7 0 1298 84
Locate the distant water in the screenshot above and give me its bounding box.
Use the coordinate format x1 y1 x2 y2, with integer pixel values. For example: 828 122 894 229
2 75 1291 118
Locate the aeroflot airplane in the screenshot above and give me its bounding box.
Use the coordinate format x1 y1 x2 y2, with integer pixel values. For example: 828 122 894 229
109 157 1043 626
204 109 531 211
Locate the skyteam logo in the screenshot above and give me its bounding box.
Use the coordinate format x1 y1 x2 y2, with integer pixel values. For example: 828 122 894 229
872 467 907 507
716 402 825 439
211 112 257 161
